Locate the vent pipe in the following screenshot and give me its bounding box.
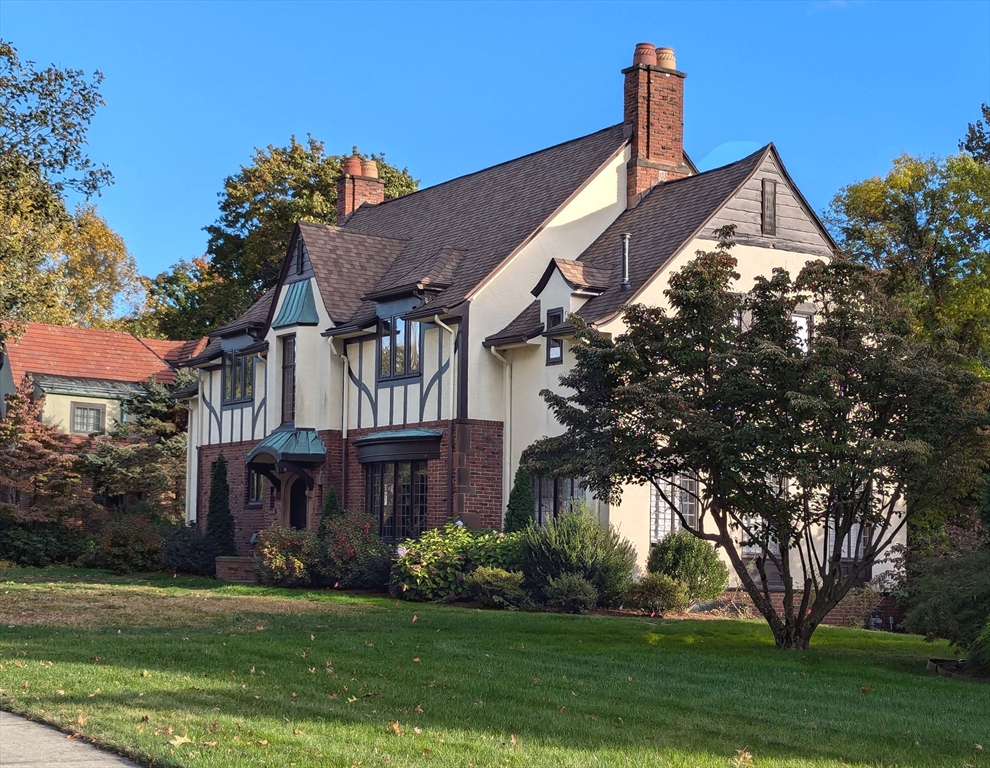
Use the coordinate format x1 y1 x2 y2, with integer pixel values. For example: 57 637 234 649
620 233 631 291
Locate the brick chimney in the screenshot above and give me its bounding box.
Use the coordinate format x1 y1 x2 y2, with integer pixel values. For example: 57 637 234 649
623 43 691 208
336 151 385 222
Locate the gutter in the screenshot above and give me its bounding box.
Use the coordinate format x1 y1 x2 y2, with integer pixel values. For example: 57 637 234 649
489 346 512 525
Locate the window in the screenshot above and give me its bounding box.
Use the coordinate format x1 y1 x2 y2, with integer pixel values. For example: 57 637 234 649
71 402 105 434
533 476 582 525
378 316 421 379
546 308 564 365
295 240 305 275
247 469 265 506
366 460 428 539
222 352 254 404
649 475 698 544
281 335 296 424
761 178 777 236
792 313 812 352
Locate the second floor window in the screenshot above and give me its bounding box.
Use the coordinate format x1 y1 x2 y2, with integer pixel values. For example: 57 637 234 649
546 308 564 365
379 316 420 379
71 403 105 434
222 352 254 404
281 335 296 423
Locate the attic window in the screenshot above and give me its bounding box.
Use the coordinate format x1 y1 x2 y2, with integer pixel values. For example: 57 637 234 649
546 308 564 366
761 179 777 236
296 241 305 274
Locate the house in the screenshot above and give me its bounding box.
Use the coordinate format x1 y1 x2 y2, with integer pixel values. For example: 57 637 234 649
0 322 206 437
180 43 902 583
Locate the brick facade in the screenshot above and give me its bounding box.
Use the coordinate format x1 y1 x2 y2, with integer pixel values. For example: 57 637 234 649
197 419 503 556
721 589 904 629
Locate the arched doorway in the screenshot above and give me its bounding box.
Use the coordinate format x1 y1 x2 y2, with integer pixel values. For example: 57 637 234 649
288 477 308 530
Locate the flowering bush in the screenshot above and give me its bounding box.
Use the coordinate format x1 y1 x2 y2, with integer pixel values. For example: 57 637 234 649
390 522 522 602
255 525 316 587
315 510 391 590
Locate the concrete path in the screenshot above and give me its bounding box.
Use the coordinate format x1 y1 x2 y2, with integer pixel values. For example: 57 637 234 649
0 711 140 767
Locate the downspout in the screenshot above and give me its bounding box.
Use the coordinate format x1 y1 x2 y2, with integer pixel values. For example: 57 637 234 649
328 337 350 506
489 346 512 528
433 315 456 522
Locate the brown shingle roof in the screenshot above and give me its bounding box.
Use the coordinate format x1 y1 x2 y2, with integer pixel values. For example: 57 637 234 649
483 300 544 348
4 323 201 386
575 145 771 325
212 288 277 336
341 125 628 313
299 222 408 324
532 258 613 297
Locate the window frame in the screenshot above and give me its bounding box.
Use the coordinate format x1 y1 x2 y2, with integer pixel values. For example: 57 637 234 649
247 468 265 507
761 178 777 236
365 459 428 540
222 351 255 405
377 315 422 381
281 334 296 425
70 401 106 435
545 308 564 366
649 475 699 545
532 476 582 525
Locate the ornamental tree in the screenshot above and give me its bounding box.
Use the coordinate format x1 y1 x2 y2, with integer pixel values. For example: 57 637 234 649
206 454 237 557
526 230 990 649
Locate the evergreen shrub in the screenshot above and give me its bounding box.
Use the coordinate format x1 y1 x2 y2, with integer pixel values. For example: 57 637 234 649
545 573 599 614
503 467 535 533
160 524 218 576
206 455 237 557
0 520 93 567
98 507 165 573
647 529 729 602
625 572 689 616
519 502 636 606
905 548 990 653
464 566 526 609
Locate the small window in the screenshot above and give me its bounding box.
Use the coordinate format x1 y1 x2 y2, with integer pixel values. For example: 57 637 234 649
761 179 777 236
247 469 265 506
222 352 254 404
378 316 421 380
792 313 812 352
649 475 698 544
295 240 305 275
281 335 296 424
546 308 564 366
71 403 105 434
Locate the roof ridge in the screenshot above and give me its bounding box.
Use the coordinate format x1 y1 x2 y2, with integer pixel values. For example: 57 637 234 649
345 124 625 221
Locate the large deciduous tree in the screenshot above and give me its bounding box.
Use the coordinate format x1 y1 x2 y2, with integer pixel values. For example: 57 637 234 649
149 136 418 339
526 232 990 649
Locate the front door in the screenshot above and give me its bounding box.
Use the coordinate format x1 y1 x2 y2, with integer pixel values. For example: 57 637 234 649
288 478 308 530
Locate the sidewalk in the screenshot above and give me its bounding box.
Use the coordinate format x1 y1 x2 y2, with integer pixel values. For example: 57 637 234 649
0 711 140 767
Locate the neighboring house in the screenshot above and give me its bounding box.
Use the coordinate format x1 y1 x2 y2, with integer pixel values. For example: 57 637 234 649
0 322 206 437
180 43 902 583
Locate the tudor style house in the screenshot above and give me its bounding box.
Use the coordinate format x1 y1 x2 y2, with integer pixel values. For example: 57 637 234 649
0 322 205 436
181 43 900 581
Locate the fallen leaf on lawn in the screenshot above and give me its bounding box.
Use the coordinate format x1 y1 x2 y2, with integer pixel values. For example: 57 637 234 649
56 690 65 695
347 696 357 703
67 733 82 740
510 734 518 746
208 721 218 733
293 729 303 735
168 735 193 747
202 741 218 747
413 658 421 663
976 745 983 751
256 624 265 631
140 670 149 678
474 700 484 708
861 685 871 694
571 691 578 697
733 748 754 768
167 725 174 734
412 615 418 622
557 706 566 713
389 721 402 736
414 727 423 734
77 715 87 725
415 704 424 714
422 749 432 756
91 657 99 664
258 739 269 746
141 715 150 723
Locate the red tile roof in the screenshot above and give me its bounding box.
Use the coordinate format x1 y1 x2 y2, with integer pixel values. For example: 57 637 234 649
4 323 208 387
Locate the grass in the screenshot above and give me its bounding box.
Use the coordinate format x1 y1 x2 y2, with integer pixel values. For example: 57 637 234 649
0 568 987 768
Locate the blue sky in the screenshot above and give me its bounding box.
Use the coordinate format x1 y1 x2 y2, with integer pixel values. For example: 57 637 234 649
2 0 988 278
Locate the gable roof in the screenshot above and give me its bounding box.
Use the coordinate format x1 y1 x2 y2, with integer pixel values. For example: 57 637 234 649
4 323 204 387
574 145 775 326
341 124 629 317
532 258 612 297
483 300 544 348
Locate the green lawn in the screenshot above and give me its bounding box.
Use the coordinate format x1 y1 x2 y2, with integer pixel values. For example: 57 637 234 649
0 568 987 768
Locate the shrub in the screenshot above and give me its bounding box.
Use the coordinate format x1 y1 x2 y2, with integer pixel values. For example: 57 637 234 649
905 548 990 652
464 566 526 609
519 503 636 606
0 520 93 567
316 486 345 542
390 522 522 602
647 529 729 603
255 525 316 587
315 510 391 590
503 467 535 533
206 455 237 556
625 573 689 616
160 524 218 576
545 573 599 614
968 617 990 676
98 513 165 573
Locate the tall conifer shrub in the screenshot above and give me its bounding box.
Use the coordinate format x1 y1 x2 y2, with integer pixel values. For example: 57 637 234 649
206 455 237 556
503 467 535 533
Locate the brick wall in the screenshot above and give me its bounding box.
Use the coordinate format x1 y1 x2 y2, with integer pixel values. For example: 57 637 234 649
721 589 904 629
197 419 504 556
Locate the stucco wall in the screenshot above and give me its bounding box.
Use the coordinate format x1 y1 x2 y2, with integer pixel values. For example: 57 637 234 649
42 392 123 435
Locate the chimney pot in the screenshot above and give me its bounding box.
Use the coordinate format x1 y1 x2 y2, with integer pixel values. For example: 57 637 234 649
655 47 676 70
342 155 363 176
360 159 379 179
632 42 657 67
